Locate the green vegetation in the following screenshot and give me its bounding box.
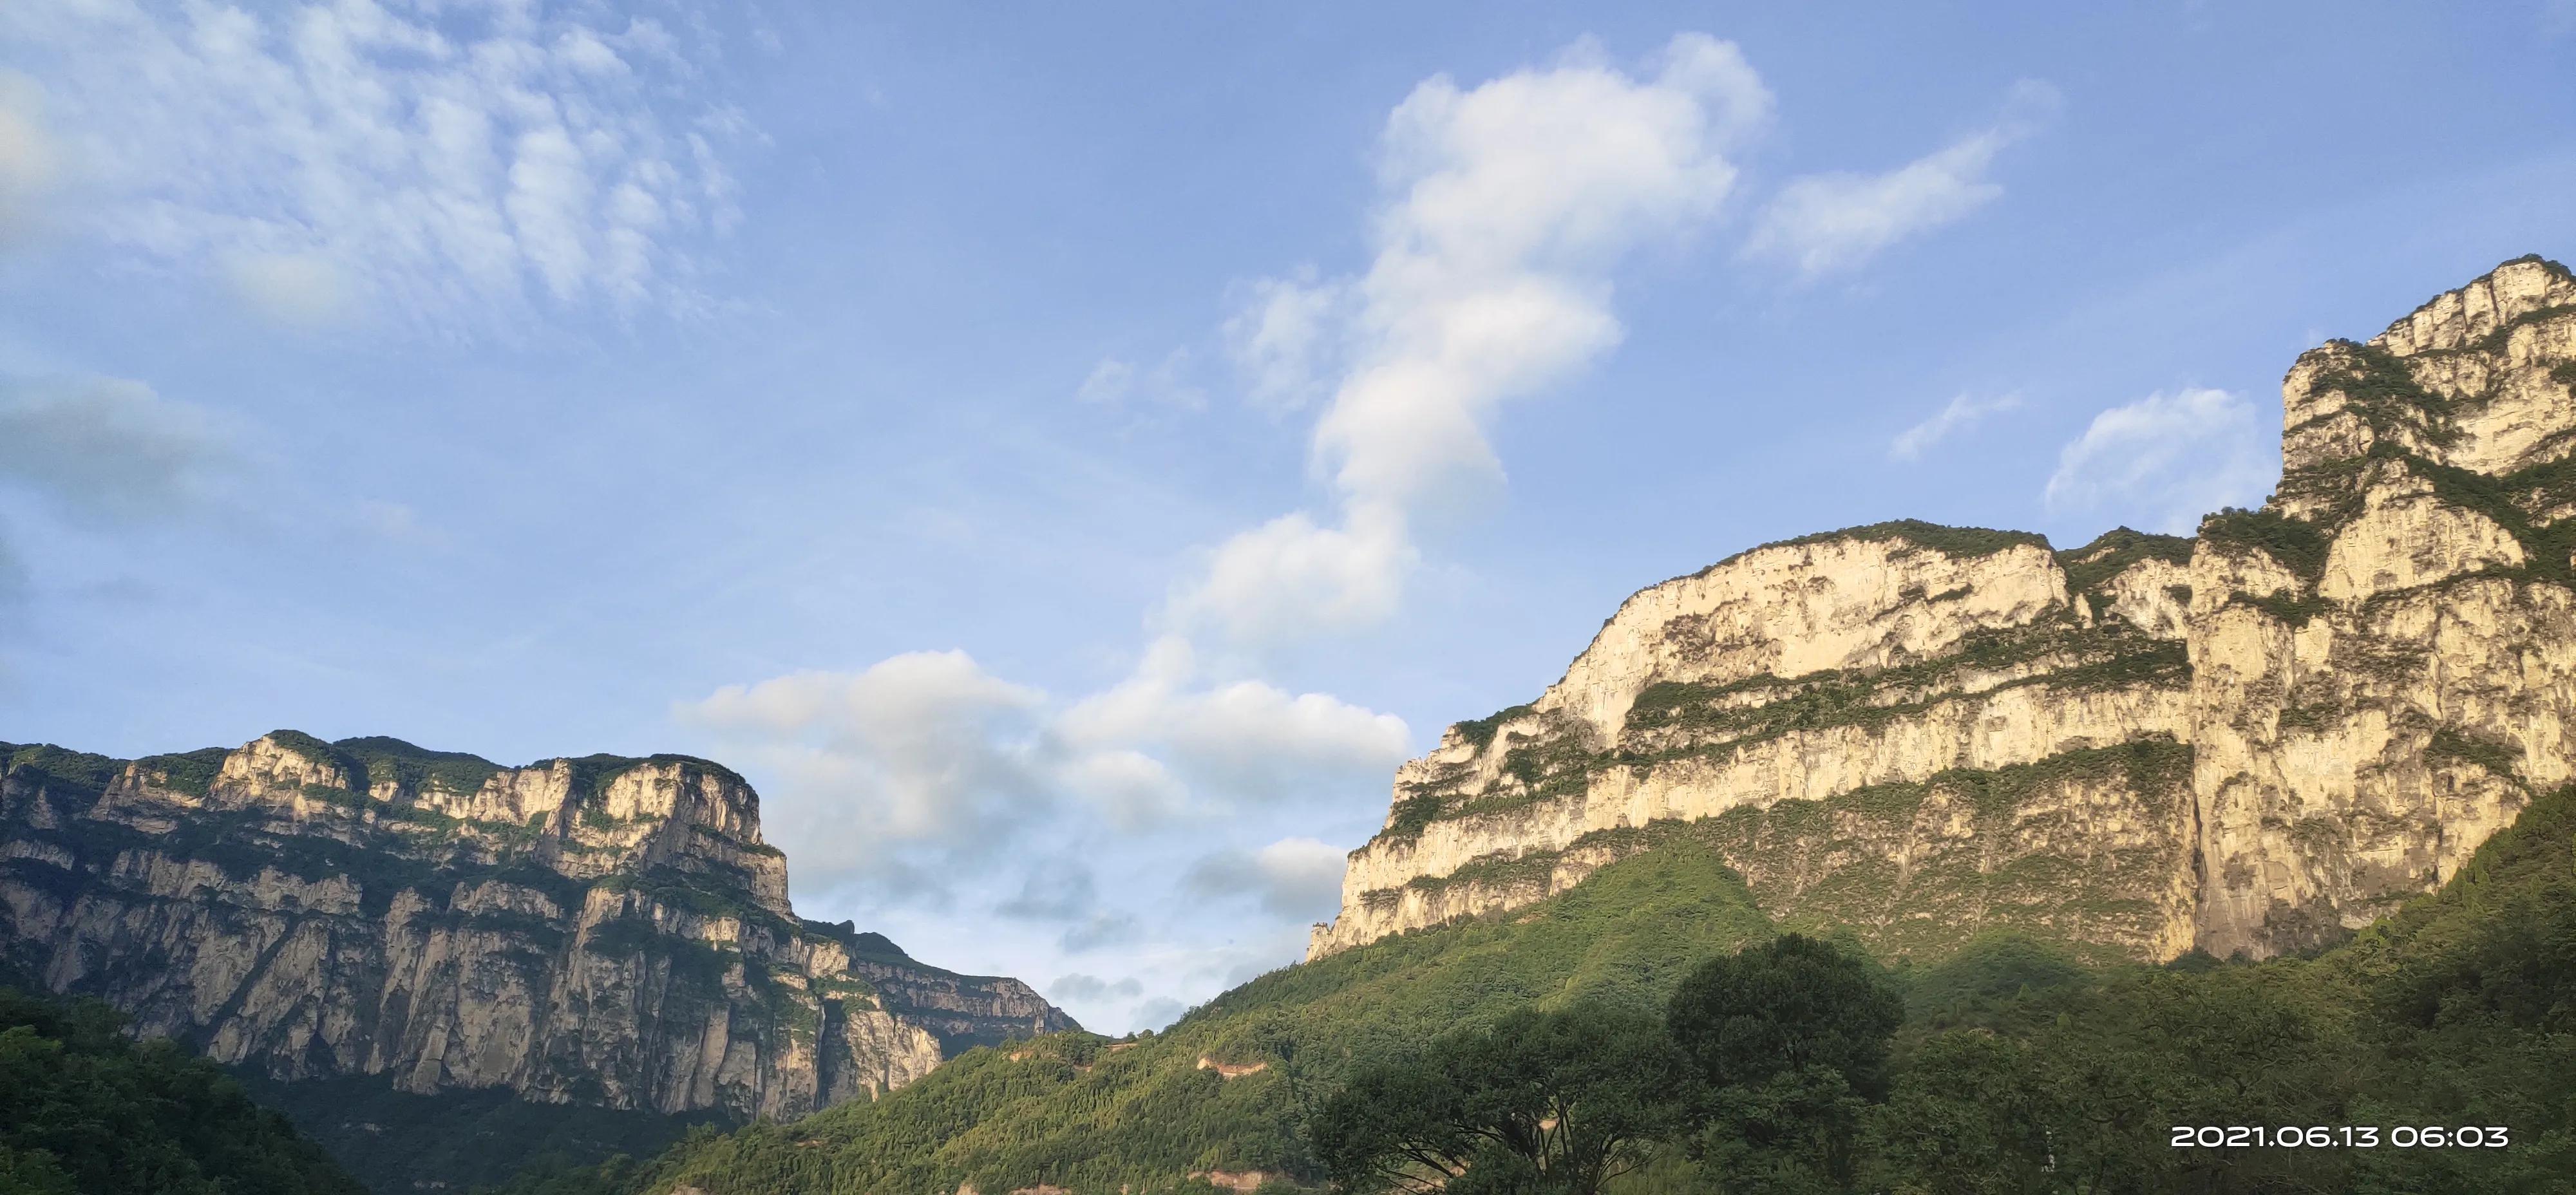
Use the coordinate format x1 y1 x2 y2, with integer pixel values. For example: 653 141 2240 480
502 782 2576 1194
0 986 362 1195
1617 629 2186 769
596 863 799 940
1452 705 1535 751
2402 447 2576 586
1688 520 2050 583
544 752 753 798
2294 340 2462 449
2423 726 2524 784
2056 527 2195 599
334 735 504 796
1311 1003 1690 1195
1609 740 2191 963
2 744 120 795
1666 936 1903 1190
1859 780 2576 1193
229 1070 722 1195
1381 793 1444 842
2198 506 2330 584
135 747 229 796
1397 621 2190 836
486 847 1779 1195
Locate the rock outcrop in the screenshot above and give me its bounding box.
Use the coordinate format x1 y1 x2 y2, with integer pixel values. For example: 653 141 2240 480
1312 254 2576 964
0 732 1077 1120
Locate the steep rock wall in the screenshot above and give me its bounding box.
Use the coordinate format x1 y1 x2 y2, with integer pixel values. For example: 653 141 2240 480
1312 254 2576 964
0 733 1077 1120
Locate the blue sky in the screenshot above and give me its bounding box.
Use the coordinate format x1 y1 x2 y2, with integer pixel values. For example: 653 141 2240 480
2 1 2571 1034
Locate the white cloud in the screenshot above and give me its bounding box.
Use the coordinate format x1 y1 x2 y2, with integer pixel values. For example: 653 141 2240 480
1 0 748 328
1182 836 1349 919
1889 391 2023 461
1748 80 2058 277
2044 387 2275 534
1059 637 1412 806
1223 270 1352 413
1180 33 1769 648
1077 350 1205 410
0 375 231 522
681 644 1406 889
679 652 1050 884
1168 509 1418 646
0 73 57 247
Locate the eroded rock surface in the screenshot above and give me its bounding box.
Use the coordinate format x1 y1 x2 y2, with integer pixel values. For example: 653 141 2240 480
1313 255 2576 964
0 733 1076 1118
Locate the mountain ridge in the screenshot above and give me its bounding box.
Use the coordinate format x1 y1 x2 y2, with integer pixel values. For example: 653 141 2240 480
1312 253 2576 964
0 729 1075 1125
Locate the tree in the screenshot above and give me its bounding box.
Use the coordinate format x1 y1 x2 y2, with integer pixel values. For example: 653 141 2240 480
1308 1004 1689 1195
1665 935 1903 1193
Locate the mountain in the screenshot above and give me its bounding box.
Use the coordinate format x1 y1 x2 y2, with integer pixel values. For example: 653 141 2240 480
1314 254 2576 966
489 253 2576 1195
0 731 1075 1189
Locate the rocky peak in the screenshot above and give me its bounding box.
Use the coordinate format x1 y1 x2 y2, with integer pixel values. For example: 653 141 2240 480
1535 521 2070 742
2280 256 2576 489
1 731 1077 1124
2372 255 2576 358
1316 253 2576 968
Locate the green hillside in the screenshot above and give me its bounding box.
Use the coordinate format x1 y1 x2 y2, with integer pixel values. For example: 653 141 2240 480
0 986 365 1195
497 785 2576 1195
487 850 1777 1195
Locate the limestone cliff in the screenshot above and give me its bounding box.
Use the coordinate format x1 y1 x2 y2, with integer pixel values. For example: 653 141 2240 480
1312 254 2576 964
0 732 1076 1121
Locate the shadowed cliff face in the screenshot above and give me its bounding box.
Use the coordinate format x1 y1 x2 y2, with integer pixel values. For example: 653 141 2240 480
1313 254 2576 966
0 733 1077 1120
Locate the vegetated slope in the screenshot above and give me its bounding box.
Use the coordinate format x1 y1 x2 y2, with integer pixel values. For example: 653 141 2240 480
0 984 365 1195
487 849 1779 1195
1870 780 2576 1193
500 782 2576 1195
231 1070 730 1195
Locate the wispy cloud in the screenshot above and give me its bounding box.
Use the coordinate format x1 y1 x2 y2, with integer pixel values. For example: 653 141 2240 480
1 0 752 329
1188 33 1772 649
2044 387 2275 534
1889 391 2023 461
1747 80 2058 278
1077 350 1206 411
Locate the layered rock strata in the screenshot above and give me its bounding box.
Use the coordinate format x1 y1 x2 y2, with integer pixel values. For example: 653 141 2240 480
1312 254 2576 964
0 732 1075 1119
